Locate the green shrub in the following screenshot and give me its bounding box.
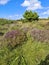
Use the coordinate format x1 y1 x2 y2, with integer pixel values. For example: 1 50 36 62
38 54 49 65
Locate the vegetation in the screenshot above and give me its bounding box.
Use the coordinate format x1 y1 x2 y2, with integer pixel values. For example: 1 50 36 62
0 18 49 65
23 10 39 22
48 17 49 19
0 18 16 25
4 30 27 49
31 28 49 43
38 54 49 65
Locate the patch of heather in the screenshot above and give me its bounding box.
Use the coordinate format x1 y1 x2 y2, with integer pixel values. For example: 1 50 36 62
5 30 20 39
31 28 49 43
4 30 27 49
21 27 30 33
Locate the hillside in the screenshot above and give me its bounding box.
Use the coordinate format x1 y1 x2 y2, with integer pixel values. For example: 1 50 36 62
0 19 49 65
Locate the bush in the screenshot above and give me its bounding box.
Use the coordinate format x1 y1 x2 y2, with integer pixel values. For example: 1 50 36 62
0 32 4 36
4 30 27 49
31 28 49 43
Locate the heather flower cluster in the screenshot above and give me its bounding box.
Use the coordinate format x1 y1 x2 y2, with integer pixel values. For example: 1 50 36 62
31 28 49 43
21 27 29 33
4 30 27 48
5 30 20 38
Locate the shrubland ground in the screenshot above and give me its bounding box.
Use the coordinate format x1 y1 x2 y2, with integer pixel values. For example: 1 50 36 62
0 19 49 65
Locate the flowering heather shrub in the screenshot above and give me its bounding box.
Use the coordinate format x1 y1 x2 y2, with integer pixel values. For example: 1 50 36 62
31 28 49 43
4 30 27 49
21 27 30 33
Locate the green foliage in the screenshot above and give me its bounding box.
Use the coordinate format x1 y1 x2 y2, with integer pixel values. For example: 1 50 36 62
23 10 39 22
0 34 49 65
48 17 49 19
38 55 49 65
0 18 15 25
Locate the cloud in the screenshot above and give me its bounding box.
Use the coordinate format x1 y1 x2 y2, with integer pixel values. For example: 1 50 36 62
21 0 42 10
43 10 49 15
38 9 49 18
21 0 30 7
0 0 10 5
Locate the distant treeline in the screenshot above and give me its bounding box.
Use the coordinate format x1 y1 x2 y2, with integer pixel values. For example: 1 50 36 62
0 18 17 25
39 18 49 20
0 18 49 25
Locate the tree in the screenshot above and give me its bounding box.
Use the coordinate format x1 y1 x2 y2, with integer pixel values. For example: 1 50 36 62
23 10 39 22
48 17 49 19
33 12 39 21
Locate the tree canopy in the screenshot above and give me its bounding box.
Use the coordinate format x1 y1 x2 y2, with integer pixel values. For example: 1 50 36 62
23 10 39 22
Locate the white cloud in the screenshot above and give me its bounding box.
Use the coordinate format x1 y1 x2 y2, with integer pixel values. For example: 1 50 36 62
43 10 49 15
38 9 49 18
21 0 42 10
21 0 30 7
0 0 10 5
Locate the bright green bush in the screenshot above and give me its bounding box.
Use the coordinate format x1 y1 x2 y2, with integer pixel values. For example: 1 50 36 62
23 10 39 22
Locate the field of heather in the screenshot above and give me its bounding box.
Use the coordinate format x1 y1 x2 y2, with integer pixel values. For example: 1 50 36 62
0 19 49 65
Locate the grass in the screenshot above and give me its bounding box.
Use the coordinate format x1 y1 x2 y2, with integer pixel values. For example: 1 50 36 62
1 37 49 65
21 37 49 65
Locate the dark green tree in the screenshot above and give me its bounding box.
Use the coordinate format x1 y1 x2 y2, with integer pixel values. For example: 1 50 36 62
48 17 49 19
23 10 39 22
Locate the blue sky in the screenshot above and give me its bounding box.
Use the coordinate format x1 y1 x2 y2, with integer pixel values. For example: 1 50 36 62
0 0 49 20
